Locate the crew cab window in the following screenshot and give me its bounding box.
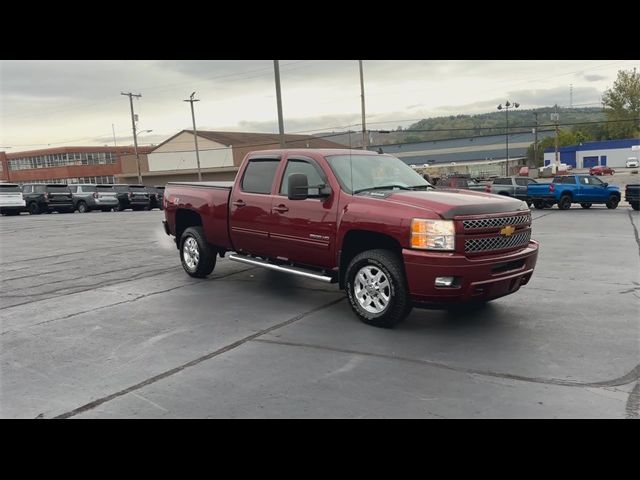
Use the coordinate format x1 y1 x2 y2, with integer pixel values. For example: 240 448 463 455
69 185 78 193
553 176 575 184
241 159 280 194
494 178 509 185
515 178 529 186
280 159 324 197
22 185 33 194
35 185 46 193
580 176 603 185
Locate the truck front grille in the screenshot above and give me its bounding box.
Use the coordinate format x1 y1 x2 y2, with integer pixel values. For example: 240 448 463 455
463 213 530 230
465 230 531 253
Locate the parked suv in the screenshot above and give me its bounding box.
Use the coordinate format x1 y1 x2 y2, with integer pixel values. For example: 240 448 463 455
112 184 151 211
22 183 74 214
0 183 26 216
146 186 165 210
488 176 538 202
70 184 119 213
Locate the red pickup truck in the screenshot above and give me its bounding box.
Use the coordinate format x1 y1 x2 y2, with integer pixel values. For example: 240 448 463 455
162 149 539 328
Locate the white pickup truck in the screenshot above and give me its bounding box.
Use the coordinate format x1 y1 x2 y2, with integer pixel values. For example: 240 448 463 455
0 183 26 216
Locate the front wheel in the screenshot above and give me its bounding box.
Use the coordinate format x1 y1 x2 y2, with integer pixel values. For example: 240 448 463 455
606 195 619 209
631 202 640 211
345 249 412 328
28 202 40 215
77 201 88 213
533 200 545 210
179 226 216 278
580 203 592 209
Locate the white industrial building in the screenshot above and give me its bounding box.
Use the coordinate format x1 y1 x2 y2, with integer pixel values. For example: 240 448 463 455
544 138 640 169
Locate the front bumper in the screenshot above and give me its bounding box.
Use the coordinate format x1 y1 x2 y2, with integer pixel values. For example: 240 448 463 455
403 240 539 305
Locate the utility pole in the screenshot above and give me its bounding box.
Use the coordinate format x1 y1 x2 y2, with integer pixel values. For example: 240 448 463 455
112 124 117 147
359 60 367 149
570 84 573 108
552 104 560 168
533 112 538 167
121 92 142 184
273 60 286 148
183 92 202 181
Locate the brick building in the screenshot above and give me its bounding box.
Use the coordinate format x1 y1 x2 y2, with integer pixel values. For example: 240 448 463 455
0 146 153 184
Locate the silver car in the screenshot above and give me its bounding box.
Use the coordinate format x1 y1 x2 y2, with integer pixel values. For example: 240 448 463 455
70 184 119 213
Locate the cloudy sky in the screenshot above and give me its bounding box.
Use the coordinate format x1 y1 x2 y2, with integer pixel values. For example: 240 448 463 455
1 60 637 152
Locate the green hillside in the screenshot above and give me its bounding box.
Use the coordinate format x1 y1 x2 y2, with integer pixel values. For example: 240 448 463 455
401 107 605 143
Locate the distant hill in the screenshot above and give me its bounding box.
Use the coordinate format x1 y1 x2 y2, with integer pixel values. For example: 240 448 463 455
316 107 605 147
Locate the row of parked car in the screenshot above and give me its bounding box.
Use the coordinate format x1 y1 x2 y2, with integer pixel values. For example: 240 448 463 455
0 183 165 216
438 174 639 211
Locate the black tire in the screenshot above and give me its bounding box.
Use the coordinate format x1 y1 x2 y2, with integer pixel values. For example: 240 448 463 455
533 200 545 210
345 249 412 328
606 195 619 209
558 195 572 210
580 203 592 209
28 202 40 215
632 202 640 211
77 201 88 213
179 226 216 278
114 204 124 212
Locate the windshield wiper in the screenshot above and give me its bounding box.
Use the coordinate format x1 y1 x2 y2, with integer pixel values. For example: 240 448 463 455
407 184 435 190
353 185 412 194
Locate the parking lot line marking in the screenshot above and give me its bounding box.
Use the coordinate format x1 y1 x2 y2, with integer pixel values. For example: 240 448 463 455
53 296 345 419
252 338 640 389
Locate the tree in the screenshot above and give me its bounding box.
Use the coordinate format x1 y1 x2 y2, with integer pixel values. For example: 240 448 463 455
602 69 640 139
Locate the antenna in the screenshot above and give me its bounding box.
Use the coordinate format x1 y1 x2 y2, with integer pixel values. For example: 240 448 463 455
348 124 354 194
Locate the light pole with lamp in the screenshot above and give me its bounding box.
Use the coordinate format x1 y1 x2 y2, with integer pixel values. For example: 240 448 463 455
497 100 519 175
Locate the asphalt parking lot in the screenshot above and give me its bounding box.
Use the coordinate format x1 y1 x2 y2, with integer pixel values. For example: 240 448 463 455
1 207 639 418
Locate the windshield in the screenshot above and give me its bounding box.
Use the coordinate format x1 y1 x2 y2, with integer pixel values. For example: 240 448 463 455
326 154 431 194
114 185 129 192
96 185 114 191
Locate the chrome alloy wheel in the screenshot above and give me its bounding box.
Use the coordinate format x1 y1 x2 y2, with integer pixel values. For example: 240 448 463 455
182 237 200 270
354 265 391 314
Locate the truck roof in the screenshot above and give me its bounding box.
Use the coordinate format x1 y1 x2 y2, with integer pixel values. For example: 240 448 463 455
247 148 380 157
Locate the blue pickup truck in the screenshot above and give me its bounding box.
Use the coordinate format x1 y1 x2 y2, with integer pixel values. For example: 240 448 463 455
527 174 621 210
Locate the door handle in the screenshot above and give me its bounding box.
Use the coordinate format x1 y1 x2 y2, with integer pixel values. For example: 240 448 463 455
232 200 246 207
272 204 289 213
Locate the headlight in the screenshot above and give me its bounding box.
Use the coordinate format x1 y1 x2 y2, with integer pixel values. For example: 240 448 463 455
411 219 455 251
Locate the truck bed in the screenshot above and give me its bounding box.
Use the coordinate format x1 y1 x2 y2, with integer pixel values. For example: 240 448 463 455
165 182 234 250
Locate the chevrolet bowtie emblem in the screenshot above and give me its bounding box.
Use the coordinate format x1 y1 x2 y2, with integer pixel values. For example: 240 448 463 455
500 225 515 236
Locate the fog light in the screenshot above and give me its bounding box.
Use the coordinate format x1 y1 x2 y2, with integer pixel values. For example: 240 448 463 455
435 276 455 287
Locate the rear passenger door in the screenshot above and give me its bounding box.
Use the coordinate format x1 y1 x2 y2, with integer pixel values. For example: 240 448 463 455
229 156 281 257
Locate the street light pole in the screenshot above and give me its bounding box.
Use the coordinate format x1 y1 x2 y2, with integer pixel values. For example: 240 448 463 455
183 92 202 181
359 60 367 149
121 92 142 184
497 100 519 175
273 60 286 148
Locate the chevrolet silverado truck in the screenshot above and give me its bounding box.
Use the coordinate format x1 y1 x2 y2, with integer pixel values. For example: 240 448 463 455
626 184 640 211
527 174 621 210
163 149 539 328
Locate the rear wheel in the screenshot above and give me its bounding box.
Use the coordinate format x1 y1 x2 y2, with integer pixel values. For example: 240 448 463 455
77 201 88 213
533 200 545 210
179 226 216 278
580 203 592 209
631 202 640 211
606 195 619 209
28 202 40 215
558 195 572 210
345 249 412 328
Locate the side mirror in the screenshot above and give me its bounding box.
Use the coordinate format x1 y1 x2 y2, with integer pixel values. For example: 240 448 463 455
602 183 608 187
287 173 308 200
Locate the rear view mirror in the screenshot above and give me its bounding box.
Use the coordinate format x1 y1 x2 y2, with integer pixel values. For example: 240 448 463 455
287 173 308 200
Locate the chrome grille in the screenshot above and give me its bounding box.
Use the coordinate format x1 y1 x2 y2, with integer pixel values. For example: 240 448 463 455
465 230 531 253
463 213 530 230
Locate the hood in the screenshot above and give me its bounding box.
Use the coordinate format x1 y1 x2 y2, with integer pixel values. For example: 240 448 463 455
383 189 529 219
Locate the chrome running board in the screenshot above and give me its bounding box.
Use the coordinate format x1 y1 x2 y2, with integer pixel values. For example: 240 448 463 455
228 254 334 283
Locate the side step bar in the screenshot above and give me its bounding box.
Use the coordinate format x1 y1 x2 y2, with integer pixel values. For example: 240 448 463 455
228 254 334 283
